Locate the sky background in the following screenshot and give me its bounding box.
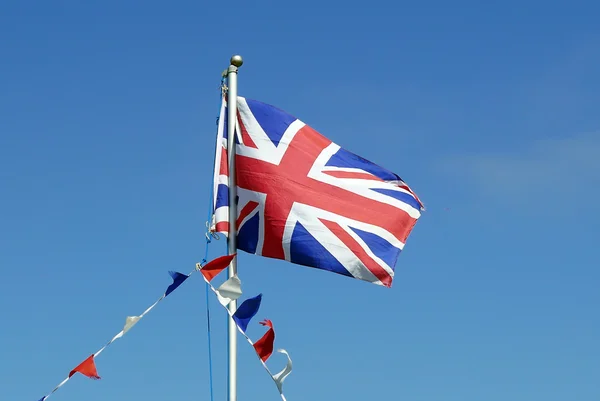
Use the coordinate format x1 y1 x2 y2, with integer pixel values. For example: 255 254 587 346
1 1 599 401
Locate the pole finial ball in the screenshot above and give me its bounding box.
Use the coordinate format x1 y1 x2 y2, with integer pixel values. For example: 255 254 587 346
230 55 244 67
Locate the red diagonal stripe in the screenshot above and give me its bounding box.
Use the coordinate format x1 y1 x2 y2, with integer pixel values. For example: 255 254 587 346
236 201 259 230
320 219 393 287
323 170 383 181
219 146 228 176
215 221 229 233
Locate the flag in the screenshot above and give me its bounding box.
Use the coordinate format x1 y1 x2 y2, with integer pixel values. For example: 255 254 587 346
253 319 275 362
122 315 141 334
68 355 100 379
165 271 189 296
232 294 262 332
271 349 293 394
215 276 242 306
199 254 236 282
212 96 424 287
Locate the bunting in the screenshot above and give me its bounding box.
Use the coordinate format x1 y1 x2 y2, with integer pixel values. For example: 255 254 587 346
215 276 242 306
199 254 236 281
254 320 275 362
34 269 194 401
165 271 190 296
271 349 293 395
232 294 262 333
198 257 293 400
34 253 293 401
69 355 100 379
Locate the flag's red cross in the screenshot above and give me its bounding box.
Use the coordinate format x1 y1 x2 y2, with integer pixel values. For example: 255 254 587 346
234 121 417 286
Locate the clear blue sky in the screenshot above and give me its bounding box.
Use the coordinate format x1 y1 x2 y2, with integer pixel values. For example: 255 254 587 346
1 1 599 401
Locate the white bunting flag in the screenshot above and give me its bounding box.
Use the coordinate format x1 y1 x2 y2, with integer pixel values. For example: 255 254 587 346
272 349 293 394
216 276 242 306
36 267 197 401
123 316 141 334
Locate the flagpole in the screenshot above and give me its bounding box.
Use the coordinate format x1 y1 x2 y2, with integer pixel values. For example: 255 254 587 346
226 54 243 401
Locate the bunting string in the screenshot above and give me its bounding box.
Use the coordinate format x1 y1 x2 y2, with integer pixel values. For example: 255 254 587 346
35 253 293 401
36 268 195 401
197 255 293 401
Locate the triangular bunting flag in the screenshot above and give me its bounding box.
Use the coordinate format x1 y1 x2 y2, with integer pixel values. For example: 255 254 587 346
200 254 236 282
68 355 100 379
165 271 189 296
232 294 262 333
272 349 293 394
253 319 275 362
216 276 242 306
123 315 141 334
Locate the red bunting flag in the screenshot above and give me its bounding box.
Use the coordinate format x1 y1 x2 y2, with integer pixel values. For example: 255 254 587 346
68 355 101 380
253 319 275 362
201 254 236 282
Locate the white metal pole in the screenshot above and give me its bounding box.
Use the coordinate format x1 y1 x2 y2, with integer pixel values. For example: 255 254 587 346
226 54 243 401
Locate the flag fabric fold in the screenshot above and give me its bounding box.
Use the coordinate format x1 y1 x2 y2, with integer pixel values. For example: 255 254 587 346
271 349 293 395
211 95 424 287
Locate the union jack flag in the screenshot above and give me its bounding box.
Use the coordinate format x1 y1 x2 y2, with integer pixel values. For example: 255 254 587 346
211 96 424 287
